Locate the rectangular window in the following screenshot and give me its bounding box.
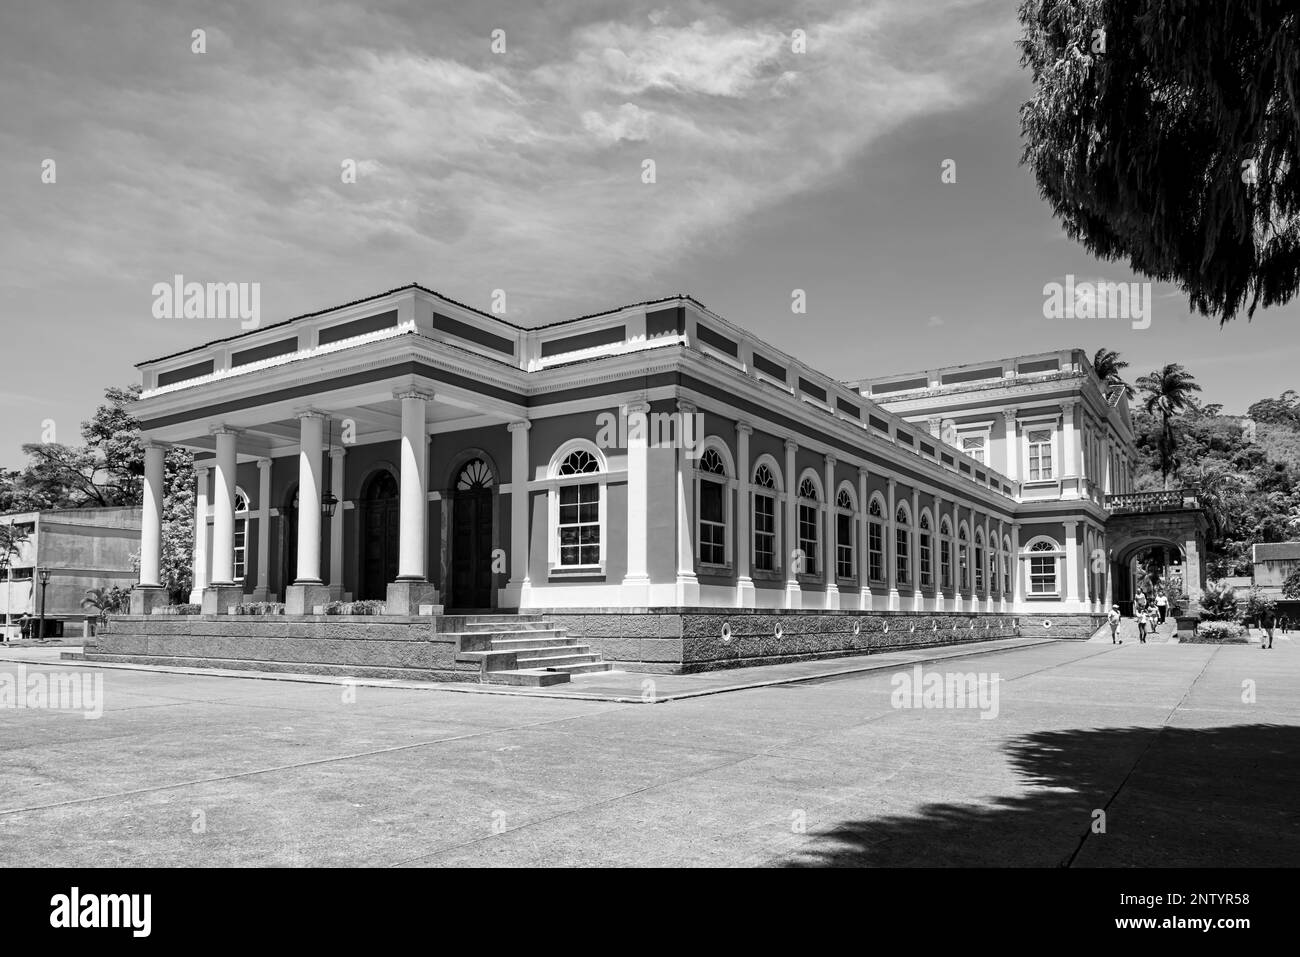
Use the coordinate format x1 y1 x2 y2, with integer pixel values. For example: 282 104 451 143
988 551 998 593
962 435 986 465
895 528 910 586
836 512 854 579
975 546 985 592
869 522 884 581
1003 557 1011 594
798 503 818 576
941 541 951 589
699 480 725 566
959 544 969 590
559 483 600 566
233 520 247 581
1030 556 1057 594
753 494 775 572
1028 428 1054 480
920 532 932 588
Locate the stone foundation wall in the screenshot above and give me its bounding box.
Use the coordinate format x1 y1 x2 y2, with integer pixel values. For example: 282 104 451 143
86 615 476 681
1016 614 1107 640
544 610 1025 674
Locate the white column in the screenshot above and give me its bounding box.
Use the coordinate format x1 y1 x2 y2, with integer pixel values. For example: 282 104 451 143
1063 519 1080 605
932 494 945 609
735 422 754 607
395 391 432 581
911 488 922 609
784 439 800 608
211 427 239 585
139 442 166 587
189 464 210 603
886 478 898 609
1008 522 1019 605
951 501 962 609
823 454 838 609
997 518 1007 610
507 421 532 604
253 458 271 601
674 401 699 604
294 412 326 583
983 514 992 610
624 402 651 595
1003 408 1019 481
857 467 871 609
328 447 346 598
1062 400 1078 487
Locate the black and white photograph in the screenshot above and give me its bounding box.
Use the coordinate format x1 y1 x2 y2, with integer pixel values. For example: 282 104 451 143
1 0 1296 936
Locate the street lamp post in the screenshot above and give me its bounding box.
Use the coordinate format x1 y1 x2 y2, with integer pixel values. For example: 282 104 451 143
37 566 51 641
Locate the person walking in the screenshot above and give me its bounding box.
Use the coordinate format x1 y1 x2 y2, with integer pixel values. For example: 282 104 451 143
1155 591 1169 625
1260 607 1276 650
1107 604 1123 644
1137 607 1148 643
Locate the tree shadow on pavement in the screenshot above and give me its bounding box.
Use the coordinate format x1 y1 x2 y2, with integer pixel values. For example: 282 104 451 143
781 724 1300 867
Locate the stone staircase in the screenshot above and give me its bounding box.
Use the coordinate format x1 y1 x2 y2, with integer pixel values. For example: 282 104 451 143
447 614 614 687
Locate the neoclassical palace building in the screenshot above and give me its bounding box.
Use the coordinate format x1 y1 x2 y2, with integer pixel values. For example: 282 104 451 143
121 283 1207 674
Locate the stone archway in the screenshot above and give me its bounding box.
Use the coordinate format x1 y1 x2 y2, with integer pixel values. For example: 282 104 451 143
1106 496 1210 615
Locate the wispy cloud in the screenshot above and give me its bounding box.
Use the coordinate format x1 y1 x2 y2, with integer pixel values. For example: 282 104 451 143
0 0 1015 322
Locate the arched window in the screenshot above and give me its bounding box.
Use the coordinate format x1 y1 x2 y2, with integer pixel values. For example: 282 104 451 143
233 487 250 582
895 504 911 586
797 475 820 576
549 442 606 570
988 534 999 595
1027 538 1062 595
958 524 970 591
752 461 779 572
975 529 986 594
940 517 952 589
919 511 933 588
1003 536 1013 594
697 445 728 567
835 486 855 580
867 496 885 583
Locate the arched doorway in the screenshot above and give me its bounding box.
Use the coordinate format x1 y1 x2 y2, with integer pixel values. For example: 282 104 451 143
1114 539 1185 616
359 470 400 601
450 458 495 609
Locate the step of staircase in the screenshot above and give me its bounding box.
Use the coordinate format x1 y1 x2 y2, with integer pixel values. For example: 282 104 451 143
452 613 613 685
483 669 572 687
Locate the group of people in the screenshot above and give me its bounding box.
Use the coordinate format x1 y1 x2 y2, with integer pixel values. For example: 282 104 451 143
1104 589 1287 649
1106 590 1170 644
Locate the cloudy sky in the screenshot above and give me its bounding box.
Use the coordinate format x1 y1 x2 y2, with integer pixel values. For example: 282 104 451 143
2 0 1297 467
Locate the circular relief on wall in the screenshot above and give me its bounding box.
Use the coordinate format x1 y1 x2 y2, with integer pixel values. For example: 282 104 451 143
909 624 916 633
932 620 938 631
1042 619 1053 629
852 621 861 636
774 623 784 640
721 622 732 643
883 623 890 634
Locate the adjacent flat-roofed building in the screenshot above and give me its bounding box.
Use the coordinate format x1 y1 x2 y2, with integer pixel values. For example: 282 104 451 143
1251 542 1300 599
0 507 141 639
124 284 1203 632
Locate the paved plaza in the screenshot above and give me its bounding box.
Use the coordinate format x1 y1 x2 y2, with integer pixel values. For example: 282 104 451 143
1 636 1296 867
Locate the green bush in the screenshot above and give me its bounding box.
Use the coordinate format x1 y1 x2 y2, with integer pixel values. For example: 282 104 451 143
1187 620 1248 643
323 600 386 616
234 602 285 616
1199 580 1239 622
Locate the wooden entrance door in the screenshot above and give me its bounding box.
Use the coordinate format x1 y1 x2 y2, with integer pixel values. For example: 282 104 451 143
360 471 400 601
450 459 495 609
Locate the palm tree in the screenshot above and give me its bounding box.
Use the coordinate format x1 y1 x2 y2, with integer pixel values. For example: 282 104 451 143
1091 348 1135 401
1136 364 1203 488
81 586 129 623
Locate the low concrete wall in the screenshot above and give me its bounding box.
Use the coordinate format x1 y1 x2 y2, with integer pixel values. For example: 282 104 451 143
85 615 476 681
544 609 1025 674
